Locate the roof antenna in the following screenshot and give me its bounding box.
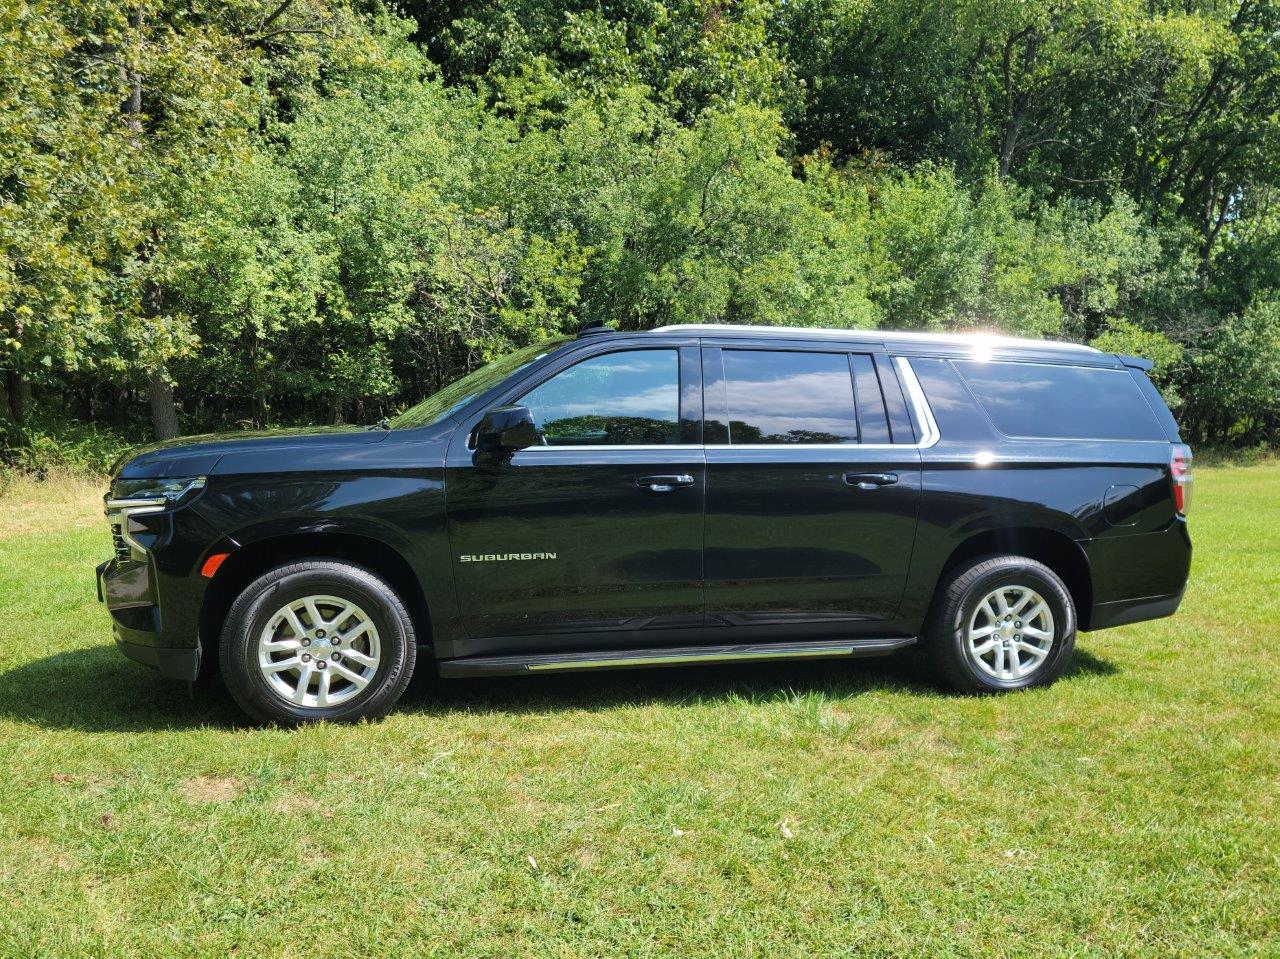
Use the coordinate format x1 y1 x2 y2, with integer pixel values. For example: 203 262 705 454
577 319 612 337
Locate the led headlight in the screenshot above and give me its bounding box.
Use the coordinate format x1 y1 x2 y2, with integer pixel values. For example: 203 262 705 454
110 476 207 504
105 477 206 558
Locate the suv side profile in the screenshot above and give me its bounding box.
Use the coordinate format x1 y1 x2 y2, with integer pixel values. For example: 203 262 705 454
98 325 1193 725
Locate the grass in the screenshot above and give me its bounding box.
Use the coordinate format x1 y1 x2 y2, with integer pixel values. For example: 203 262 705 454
0 467 1276 958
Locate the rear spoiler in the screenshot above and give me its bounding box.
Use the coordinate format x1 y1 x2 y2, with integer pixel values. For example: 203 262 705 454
1116 354 1154 372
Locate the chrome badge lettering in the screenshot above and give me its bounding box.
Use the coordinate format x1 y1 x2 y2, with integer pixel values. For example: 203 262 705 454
460 552 557 563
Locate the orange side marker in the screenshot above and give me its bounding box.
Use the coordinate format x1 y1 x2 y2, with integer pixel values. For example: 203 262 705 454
200 552 230 579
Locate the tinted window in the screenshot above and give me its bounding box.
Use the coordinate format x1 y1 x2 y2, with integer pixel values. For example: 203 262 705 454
391 337 568 429
1130 369 1181 442
909 357 994 441
850 354 891 444
723 350 858 445
954 360 1165 441
519 350 680 446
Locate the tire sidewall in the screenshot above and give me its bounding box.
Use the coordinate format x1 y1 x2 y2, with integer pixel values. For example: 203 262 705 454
221 563 414 725
946 559 1076 692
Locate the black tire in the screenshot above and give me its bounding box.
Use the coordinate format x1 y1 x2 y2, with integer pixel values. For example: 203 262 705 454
219 560 417 726
923 554 1076 693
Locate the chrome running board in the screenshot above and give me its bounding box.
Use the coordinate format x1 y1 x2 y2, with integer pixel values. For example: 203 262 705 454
437 636 916 678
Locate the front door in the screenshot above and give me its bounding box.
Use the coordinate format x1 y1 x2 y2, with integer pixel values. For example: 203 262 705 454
445 345 705 655
702 345 922 641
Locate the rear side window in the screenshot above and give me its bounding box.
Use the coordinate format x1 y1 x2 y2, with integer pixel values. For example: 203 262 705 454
953 360 1165 441
518 349 680 445
1129 368 1182 442
722 350 858 445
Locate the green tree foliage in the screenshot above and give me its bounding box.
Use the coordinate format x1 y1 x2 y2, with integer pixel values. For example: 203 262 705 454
2 0 1278 458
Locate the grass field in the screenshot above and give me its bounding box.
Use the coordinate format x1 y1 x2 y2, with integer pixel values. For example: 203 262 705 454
0 466 1276 958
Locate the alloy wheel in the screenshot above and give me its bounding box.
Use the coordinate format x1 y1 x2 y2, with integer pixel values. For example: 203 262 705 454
257 594 382 708
965 585 1055 682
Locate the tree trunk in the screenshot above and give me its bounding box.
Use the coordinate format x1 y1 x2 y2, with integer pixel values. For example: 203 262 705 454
329 395 345 425
121 9 180 442
0 373 14 425
1 371 30 424
149 375 180 440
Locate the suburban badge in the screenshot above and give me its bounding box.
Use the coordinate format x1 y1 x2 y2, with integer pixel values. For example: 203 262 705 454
459 552 557 563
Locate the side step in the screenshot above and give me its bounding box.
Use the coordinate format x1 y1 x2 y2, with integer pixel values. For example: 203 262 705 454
437 636 917 678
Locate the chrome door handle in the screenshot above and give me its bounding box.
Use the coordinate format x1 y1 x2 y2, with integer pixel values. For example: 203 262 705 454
844 471 898 490
638 474 695 493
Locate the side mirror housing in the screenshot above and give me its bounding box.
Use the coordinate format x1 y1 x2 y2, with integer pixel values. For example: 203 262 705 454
474 405 540 454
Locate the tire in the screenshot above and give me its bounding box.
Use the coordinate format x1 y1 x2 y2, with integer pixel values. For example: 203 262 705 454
923 554 1076 693
219 560 417 726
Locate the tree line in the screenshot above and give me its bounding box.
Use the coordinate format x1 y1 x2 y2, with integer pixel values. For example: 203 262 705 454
3 0 1279 468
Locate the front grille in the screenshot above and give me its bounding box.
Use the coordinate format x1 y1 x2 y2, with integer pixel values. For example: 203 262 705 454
110 520 130 561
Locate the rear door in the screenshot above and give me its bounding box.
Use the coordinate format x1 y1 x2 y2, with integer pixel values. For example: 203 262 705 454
702 343 923 641
444 342 705 655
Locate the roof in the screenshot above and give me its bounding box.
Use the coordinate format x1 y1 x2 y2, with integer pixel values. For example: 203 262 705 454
647 323 1102 356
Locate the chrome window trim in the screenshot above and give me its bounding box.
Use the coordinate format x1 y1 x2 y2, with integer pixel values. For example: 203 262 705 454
511 444 704 453
468 352 943 454
895 355 940 448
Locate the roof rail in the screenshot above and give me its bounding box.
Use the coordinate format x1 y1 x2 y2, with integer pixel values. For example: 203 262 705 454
647 323 1100 354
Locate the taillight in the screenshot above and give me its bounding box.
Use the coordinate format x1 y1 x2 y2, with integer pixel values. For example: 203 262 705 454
1171 444 1193 515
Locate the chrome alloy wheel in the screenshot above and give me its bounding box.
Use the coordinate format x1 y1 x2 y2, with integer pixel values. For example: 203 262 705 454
257 595 381 708
965 585 1055 682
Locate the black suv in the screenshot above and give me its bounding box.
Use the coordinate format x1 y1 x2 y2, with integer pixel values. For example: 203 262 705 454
98 324 1193 725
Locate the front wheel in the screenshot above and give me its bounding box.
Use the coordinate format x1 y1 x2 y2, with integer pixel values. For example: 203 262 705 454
219 560 417 726
924 554 1076 693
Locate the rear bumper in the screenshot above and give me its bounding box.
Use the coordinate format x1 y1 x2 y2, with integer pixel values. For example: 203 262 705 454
1086 585 1186 631
1082 518 1191 631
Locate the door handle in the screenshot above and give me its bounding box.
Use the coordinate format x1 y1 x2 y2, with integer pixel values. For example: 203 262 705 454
637 474 695 493
844 471 898 490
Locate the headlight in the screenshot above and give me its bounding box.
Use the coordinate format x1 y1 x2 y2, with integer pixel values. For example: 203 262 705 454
110 476 207 504
105 476 206 560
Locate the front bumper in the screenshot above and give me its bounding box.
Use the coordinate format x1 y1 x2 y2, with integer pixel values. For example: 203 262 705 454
97 558 202 681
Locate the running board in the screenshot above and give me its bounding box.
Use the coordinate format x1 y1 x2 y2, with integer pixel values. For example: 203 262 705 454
437 636 916 678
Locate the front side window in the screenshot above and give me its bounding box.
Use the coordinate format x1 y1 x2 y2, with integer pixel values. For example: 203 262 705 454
390 337 568 430
722 350 858 445
518 349 680 446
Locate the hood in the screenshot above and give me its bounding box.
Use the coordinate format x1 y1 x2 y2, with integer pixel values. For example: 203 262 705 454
112 425 389 479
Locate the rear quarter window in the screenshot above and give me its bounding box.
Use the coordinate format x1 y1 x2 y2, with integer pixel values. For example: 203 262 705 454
953 360 1165 441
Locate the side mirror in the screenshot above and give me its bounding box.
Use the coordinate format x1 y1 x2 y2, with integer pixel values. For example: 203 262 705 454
474 405 540 454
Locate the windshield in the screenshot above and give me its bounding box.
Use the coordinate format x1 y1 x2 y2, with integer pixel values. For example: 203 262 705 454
389 338 569 430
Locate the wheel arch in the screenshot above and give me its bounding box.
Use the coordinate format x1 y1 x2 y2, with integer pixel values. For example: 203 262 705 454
938 527 1094 629
199 532 432 676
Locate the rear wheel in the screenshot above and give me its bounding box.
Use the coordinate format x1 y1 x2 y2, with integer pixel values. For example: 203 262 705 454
219 560 416 726
924 554 1076 693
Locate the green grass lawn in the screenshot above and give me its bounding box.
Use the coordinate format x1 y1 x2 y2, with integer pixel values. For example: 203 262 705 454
0 467 1276 958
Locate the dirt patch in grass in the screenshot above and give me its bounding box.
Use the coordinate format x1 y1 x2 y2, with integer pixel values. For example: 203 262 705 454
271 792 330 817
182 776 245 804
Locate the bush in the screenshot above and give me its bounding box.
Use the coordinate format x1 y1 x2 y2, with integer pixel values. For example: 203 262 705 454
0 410 135 479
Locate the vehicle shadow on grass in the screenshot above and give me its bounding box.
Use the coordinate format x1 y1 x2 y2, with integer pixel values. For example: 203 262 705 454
0 645 245 733
0 642 1118 734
